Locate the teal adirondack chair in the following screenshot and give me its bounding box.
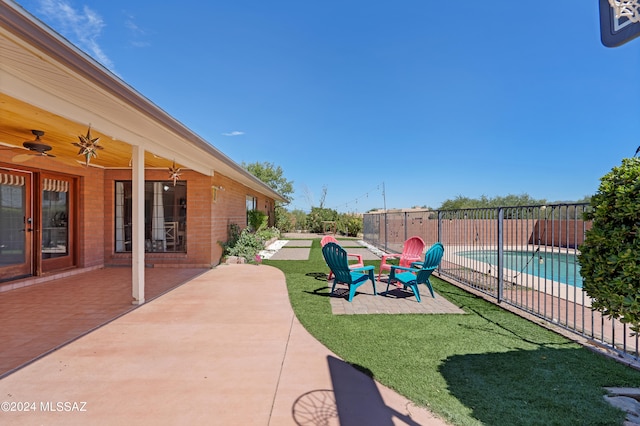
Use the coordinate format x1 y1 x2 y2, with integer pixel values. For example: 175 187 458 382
322 242 377 302
387 242 444 302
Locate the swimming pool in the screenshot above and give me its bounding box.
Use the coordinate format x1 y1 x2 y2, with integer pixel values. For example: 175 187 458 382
457 250 582 288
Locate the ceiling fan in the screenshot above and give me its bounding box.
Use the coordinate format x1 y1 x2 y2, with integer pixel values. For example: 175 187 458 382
12 130 56 162
0 130 79 167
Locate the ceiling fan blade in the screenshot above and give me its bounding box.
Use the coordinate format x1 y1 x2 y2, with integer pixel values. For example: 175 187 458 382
12 153 34 162
0 142 22 149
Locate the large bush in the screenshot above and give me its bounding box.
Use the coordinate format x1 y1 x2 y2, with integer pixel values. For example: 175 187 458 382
275 206 308 233
225 228 263 261
305 207 339 233
219 223 279 263
247 209 268 232
338 214 363 237
275 205 293 232
578 157 640 332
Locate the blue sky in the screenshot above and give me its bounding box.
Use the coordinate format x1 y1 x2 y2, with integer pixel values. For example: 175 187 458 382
14 0 640 212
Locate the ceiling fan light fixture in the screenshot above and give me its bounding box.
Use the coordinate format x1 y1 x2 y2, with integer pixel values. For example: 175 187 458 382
22 130 54 155
23 141 52 152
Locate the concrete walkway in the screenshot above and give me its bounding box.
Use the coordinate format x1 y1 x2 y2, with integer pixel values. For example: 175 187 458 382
0 264 448 425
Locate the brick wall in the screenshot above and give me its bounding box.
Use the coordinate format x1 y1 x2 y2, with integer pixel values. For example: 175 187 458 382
77 165 105 268
210 174 273 263
1 153 277 274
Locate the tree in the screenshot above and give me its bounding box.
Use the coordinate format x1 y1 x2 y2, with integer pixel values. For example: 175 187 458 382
318 185 327 209
242 161 294 202
282 209 307 232
438 194 546 210
243 162 294 231
578 157 640 332
274 207 308 232
306 207 339 233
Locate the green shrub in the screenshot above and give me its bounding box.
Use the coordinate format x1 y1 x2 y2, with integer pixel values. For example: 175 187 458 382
338 214 363 237
275 205 293 232
290 209 308 231
256 226 280 242
247 209 268 232
305 207 338 233
219 223 242 255
225 228 264 262
219 224 280 264
578 157 640 332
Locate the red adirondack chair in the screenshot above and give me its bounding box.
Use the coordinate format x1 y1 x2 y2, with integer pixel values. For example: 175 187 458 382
378 236 426 281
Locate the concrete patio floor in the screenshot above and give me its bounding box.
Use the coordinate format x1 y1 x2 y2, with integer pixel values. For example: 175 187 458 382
0 264 449 425
0 267 208 378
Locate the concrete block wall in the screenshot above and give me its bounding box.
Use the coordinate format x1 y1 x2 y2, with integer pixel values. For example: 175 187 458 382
368 212 592 251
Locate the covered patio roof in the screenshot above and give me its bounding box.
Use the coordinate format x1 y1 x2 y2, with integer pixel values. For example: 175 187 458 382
0 0 284 202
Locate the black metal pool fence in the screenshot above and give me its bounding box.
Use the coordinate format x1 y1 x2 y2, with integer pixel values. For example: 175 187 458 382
363 204 639 362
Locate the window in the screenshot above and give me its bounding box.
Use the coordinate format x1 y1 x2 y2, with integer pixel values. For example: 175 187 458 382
246 195 257 226
246 195 256 211
115 181 187 253
42 178 70 259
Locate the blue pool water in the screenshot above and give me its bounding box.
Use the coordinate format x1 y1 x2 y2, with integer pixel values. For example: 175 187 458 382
457 250 582 288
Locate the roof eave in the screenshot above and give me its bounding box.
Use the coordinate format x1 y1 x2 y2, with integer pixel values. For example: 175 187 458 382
0 0 286 202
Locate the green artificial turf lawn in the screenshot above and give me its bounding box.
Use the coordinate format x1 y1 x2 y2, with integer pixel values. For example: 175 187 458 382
265 238 640 426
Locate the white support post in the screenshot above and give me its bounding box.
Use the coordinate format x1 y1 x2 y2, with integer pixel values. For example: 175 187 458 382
131 145 145 304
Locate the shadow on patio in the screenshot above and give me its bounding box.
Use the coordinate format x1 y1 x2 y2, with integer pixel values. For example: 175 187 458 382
290 355 422 425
